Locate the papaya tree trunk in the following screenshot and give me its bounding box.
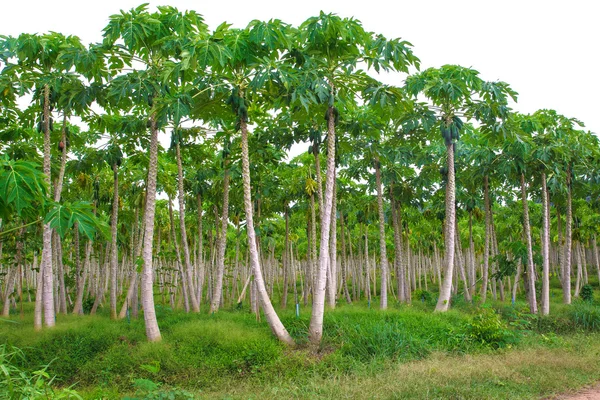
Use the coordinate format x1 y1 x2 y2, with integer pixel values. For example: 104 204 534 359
481 175 491 303
40 84 55 328
309 99 337 344
374 156 388 309
541 173 550 315
520 173 538 314
327 176 337 308
110 163 119 319
339 213 352 304
563 170 572 304
196 193 205 306
240 114 293 345
468 211 476 296
391 195 405 303
141 115 161 341
175 141 199 312
435 142 456 312
210 159 231 313
281 207 290 308
455 224 471 302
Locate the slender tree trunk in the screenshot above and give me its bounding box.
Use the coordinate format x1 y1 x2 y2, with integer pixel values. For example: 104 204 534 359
309 100 337 343
175 141 200 312
109 163 119 319
240 115 293 345
575 242 582 297
374 156 389 309
541 173 550 315
557 207 564 285
310 192 317 300
54 235 68 314
2 228 24 316
281 208 290 308
169 199 190 312
73 241 91 315
391 195 405 303
210 159 231 313
118 207 144 319
468 211 476 296
435 142 456 312
520 173 538 314
455 224 471 302
340 213 352 304
141 115 161 341
327 176 337 308
481 175 491 303
41 84 55 328
196 193 205 306
563 171 572 304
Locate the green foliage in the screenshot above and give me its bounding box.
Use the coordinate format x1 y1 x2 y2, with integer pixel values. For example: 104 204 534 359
0 344 82 399
44 200 109 240
571 303 600 331
412 289 434 304
466 308 517 349
580 284 594 303
320 307 474 363
124 378 194 400
0 155 47 219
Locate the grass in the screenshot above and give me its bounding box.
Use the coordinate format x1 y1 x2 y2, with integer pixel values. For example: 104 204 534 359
199 334 600 399
1 284 599 399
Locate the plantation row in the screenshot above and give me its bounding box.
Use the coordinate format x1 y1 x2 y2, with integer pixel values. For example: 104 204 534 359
0 4 599 345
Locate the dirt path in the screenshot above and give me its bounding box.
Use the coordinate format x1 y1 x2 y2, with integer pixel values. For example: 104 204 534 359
557 384 600 400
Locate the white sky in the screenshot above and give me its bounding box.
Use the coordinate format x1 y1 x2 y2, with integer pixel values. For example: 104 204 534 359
4 0 599 136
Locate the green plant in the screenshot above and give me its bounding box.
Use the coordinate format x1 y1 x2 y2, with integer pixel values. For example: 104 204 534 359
124 378 195 400
0 344 82 399
580 284 594 303
466 308 517 348
413 289 433 304
82 297 95 314
572 303 600 331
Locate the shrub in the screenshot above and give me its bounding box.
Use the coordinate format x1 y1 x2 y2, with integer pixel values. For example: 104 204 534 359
580 284 594 303
466 308 517 348
82 297 95 314
413 289 433 305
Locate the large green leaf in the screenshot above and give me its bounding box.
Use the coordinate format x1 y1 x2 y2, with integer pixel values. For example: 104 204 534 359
0 156 47 218
44 201 109 240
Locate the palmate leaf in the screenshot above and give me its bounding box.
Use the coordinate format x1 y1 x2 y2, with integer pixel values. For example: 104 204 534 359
0 156 47 218
45 201 109 240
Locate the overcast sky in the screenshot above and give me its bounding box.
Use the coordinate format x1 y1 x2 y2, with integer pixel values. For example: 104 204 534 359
4 0 599 135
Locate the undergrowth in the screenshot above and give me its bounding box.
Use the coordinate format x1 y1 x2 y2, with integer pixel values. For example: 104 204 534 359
1 293 599 397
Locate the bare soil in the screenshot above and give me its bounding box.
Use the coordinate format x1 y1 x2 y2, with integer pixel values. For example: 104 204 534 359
556 384 600 400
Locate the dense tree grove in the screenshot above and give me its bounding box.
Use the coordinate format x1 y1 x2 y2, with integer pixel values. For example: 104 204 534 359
1 5 599 345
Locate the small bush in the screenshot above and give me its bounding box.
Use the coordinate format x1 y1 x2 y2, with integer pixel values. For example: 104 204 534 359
82 297 95 314
466 308 517 348
413 289 433 304
580 284 594 303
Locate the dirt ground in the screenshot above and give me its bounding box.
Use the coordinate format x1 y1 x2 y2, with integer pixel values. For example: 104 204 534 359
556 384 600 400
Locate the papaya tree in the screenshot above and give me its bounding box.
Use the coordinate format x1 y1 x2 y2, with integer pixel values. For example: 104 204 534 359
406 65 516 311
293 12 420 344
102 4 211 341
